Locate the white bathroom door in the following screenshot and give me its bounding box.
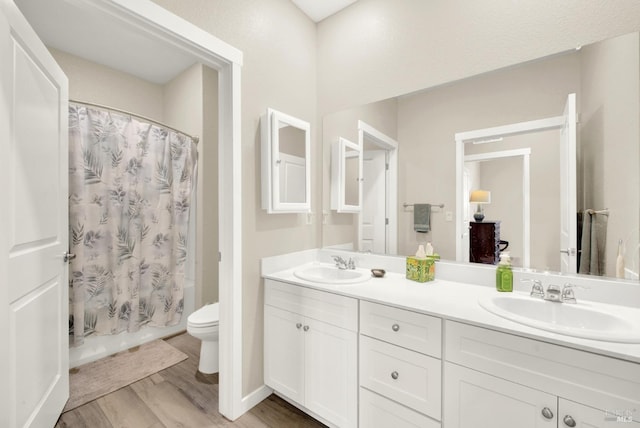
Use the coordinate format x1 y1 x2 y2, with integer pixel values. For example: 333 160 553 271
360 150 387 253
0 2 69 427
559 93 577 274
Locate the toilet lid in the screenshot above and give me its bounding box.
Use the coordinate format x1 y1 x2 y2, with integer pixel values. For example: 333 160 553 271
188 303 219 326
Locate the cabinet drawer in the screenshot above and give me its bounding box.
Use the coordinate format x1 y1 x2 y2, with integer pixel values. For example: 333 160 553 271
360 335 441 419
445 321 640 414
359 388 440 428
265 279 358 331
360 300 441 357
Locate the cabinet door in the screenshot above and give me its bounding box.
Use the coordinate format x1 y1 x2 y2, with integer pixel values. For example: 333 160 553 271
304 318 358 428
444 363 557 428
559 399 638 427
264 305 305 403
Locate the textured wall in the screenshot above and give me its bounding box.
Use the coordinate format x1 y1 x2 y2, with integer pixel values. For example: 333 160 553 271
318 0 640 115
150 0 317 396
50 48 164 121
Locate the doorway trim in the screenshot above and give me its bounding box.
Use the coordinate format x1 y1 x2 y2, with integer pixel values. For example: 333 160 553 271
464 148 531 267
358 120 398 254
455 115 564 265
86 0 245 419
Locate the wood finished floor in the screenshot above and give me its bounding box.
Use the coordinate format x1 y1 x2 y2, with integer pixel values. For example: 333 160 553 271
55 333 327 428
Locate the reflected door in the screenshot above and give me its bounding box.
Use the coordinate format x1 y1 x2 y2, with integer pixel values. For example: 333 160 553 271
279 153 306 204
360 150 387 253
560 93 577 273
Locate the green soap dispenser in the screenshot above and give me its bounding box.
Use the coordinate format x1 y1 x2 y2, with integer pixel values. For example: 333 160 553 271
496 252 513 292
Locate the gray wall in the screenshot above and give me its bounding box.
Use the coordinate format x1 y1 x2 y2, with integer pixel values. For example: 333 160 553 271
580 32 640 277
317 0 640 116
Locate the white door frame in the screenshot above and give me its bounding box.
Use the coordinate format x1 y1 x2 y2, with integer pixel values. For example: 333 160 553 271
357 120 398 254
464 148 532 267
455 115 564 264
21 0 245 420
100 1 244 419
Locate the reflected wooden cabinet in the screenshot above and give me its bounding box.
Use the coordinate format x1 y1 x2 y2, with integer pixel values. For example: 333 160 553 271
469 221 500 264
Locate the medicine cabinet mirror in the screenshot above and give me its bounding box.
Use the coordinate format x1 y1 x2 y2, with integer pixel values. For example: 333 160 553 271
261 108 311 213
331 137 362 213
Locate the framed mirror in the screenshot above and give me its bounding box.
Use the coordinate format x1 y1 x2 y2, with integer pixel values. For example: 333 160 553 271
261 108 311 213
331 137 362 213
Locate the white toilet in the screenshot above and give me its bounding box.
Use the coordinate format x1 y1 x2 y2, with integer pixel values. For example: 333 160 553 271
187 303 219 374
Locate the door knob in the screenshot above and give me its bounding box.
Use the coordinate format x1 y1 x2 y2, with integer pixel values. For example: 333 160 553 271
390 371 399 380
563 415 576 427
541 407 554 420
63 252 76 263
392 323 400 332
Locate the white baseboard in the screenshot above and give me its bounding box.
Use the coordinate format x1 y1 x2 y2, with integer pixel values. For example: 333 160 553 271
240 385 273 415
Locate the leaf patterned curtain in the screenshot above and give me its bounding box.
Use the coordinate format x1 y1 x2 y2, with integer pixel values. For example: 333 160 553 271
68 103 198 346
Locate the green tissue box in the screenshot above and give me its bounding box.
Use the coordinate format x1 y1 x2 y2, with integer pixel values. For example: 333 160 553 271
406 256 436 282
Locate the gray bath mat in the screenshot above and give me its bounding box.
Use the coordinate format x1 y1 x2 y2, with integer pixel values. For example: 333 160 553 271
64 339 188 412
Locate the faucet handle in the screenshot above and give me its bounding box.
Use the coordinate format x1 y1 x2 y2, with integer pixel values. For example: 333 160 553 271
522 279 544 298
560 283 588 304
348 257 356 270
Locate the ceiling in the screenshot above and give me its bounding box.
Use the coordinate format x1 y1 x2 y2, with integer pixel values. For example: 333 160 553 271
291 0 358 22
15 0 196 84
15 0 359 85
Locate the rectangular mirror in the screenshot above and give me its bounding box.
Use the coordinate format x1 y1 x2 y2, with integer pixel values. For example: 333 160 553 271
262 108 311 213
322 31 640 283
331 137 362 213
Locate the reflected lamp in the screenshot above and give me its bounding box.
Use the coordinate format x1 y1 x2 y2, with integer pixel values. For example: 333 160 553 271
470 190 491 222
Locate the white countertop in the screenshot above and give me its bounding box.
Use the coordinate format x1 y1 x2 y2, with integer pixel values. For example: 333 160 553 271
263 260 640 364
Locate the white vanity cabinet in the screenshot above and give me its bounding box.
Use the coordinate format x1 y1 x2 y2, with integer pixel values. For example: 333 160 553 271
358 301 442 427
264 279 358 428
444 321 640 428
444 362 557 427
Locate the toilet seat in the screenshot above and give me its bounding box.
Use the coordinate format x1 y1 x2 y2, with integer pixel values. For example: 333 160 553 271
188 303 219 327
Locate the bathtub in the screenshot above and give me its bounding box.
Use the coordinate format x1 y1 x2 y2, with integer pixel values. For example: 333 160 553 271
69 279 196 368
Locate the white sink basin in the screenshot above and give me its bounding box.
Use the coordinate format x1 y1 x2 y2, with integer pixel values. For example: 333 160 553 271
293 266 370 284
478 294 640 343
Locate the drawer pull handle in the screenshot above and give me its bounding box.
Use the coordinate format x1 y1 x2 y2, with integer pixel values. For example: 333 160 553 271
541 407 554 420
391 371 399 380
563 415 576 427
296 323 302 329
391 323 400 332
303 325 309 331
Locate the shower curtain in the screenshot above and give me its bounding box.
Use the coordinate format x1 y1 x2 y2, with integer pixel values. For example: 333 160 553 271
68 103 198 346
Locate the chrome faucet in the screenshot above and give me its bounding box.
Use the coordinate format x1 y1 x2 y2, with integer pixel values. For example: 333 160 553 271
544 284 563 302
332 255 355 270
522 279 544 298
523 279 584 303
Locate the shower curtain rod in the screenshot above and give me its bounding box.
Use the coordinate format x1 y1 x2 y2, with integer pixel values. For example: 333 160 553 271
70 99 200 145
